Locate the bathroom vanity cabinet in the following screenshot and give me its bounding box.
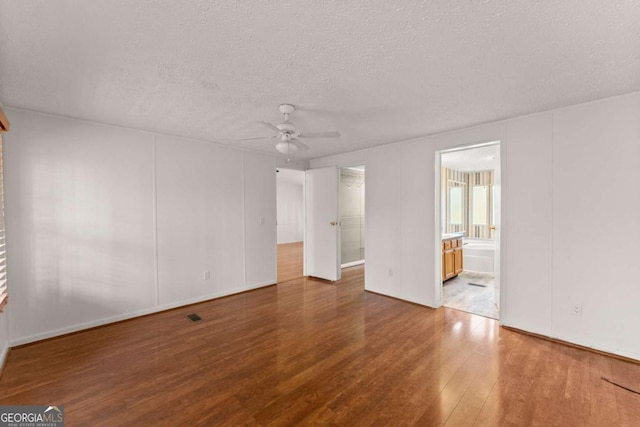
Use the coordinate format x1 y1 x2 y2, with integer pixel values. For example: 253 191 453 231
442 237 463 281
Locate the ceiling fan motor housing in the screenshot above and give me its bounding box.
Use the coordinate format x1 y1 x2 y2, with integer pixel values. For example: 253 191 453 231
279 104 295 115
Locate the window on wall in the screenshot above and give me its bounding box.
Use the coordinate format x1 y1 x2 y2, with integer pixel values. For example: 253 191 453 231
472 185 488 225
0 135 6 313
449 186 463 225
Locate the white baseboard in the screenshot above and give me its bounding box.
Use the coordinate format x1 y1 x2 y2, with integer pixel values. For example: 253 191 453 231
364 286 433 308
245 280 276 290
10 281 276 347
341 260 365 268
484 321 640 362
546 331 640 362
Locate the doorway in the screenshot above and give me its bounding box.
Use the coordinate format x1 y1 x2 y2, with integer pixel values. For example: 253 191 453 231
340 166 365 268
276 168 305 283
438 143 501 319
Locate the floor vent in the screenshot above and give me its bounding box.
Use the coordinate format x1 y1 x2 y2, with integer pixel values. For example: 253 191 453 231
467 282 487 287
187 313 203 322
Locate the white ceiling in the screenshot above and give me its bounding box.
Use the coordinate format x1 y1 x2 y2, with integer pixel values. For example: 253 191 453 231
1 1 639 160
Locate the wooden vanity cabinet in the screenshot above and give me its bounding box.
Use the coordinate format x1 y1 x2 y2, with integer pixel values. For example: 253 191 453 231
442 238 463 281
443 247 454 280
453 242 463 276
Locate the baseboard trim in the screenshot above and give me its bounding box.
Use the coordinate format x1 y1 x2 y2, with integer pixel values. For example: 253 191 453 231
245 280 277 291
341 260 364 268
502 325 640 365
364 289 435 309
10 281 276 347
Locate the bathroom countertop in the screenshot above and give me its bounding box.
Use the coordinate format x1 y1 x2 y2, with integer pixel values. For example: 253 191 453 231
442 232 465 241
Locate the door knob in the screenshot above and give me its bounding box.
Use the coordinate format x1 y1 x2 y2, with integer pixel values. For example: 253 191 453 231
329 221 337 226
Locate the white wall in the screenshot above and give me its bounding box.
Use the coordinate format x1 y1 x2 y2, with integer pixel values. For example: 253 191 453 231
155 135 244 306
244 152 277 286
276 169 304 244
311 91 640 361
551 95 640 354
3 109 276 345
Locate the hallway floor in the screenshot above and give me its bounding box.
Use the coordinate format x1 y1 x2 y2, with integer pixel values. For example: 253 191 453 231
443 272 498 319
277 241 303 283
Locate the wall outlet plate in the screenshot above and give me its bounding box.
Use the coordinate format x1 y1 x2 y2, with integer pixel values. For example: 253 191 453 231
571 304 583 316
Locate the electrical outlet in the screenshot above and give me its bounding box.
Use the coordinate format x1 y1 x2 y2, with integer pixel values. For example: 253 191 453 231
571 304 582 316
203 271 210 280
388 268 393 277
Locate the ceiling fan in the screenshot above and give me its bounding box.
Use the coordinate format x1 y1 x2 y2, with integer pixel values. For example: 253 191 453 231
241 104 340 155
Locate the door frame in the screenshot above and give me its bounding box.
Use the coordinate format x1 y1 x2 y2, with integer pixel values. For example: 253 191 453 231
435 140 504 322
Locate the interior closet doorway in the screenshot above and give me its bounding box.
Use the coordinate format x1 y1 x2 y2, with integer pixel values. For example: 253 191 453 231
340 165 365 268
276 168 305 283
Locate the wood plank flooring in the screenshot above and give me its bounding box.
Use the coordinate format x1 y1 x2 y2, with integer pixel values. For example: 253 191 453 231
277 241 303 283
1 266 640 426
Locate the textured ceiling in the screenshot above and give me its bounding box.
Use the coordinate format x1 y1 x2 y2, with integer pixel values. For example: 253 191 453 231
1 1 639 160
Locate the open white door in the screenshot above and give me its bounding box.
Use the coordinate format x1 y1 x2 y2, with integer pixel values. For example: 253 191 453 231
305 167 341 281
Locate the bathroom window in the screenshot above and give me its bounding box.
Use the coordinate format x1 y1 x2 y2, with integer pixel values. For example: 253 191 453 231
472 185 488 225
449 186 463 225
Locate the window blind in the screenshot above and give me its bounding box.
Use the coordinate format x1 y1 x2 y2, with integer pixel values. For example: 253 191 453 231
0 135 6 312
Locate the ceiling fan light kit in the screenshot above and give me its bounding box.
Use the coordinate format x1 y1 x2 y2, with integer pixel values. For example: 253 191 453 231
275 132 297 155
275 140 298 154
240 103 341 157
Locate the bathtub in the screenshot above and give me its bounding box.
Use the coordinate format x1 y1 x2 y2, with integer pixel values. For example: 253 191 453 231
462 239 495 274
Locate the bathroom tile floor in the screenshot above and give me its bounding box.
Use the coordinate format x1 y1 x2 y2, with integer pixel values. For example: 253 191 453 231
442 272 498 319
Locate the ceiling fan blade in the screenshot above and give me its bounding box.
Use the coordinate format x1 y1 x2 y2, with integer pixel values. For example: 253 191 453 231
238 135 274 141
258 121 281 133
291 138 310 151
298 131 341 139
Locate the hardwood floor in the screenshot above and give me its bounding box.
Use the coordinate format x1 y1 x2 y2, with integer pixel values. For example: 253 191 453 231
1 265 639 426
277 241 303 283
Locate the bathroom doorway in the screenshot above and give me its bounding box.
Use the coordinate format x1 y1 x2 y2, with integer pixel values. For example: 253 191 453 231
437 143 501 319
340 165 365 268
